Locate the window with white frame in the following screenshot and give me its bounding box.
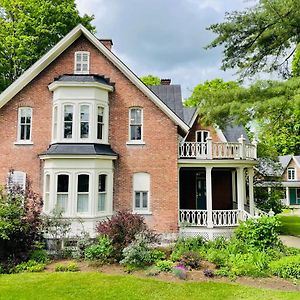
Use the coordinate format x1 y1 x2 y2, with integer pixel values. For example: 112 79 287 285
74 51 90 74
288 168 296 181
98 174 107 212
44 174 50 212
196 130 209 143
63 105 73 139
77 174 89 213
56 174 69 212
129 108 143 142
80 105 90 139
53 106 58 141
17 107 32 142
7 170 26 191
97 106 104 140
133 173 150 212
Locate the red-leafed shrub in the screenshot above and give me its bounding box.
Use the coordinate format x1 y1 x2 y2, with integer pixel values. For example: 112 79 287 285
96 210 157 260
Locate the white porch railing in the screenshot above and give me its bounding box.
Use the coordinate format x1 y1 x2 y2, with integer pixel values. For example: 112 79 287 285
179 209 259 227
212 209 239 226
179 209 207 226
179 135 257 160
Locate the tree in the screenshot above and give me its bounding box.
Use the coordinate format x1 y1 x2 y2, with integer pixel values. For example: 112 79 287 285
206 0 300 78
0 0 94 92
140 74 161 86
185 78 300 157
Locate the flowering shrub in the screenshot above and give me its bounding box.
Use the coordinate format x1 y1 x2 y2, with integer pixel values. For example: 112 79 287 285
96 211 157 260
172 264 187 280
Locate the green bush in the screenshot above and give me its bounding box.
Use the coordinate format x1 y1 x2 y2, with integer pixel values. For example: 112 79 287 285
155 260 174 272
55 261 79 272
234 216 281 250
270 255 300 279
15 260 45 273
120 234 154 268
149 249 166 262
30 249 49 263
84 236 113 262
145 266 161 276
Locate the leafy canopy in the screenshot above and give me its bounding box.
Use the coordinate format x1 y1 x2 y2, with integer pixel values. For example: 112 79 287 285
185 78 300 156
207 0 300 78
0 0 94 92
140 75 161 86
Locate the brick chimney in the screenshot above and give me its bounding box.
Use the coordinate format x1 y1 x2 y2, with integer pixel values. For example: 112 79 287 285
160 78 171 85
99 39 113 50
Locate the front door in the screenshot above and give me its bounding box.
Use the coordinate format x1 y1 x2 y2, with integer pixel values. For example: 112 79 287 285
196 173 206 209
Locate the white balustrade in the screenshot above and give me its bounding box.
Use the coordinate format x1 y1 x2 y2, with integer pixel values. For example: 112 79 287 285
212 210 239 226
179 209 207 226
253 207 267 217
239 210 252 221
179 139 256 160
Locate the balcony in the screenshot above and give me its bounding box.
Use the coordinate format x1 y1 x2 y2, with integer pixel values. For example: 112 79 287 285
179 135 257 160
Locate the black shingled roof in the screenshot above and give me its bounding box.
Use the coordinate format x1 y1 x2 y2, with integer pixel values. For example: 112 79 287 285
54 74 114 87
42 143 117 156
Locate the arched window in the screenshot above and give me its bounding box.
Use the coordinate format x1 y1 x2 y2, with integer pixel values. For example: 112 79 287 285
133 172 150 212
98 174 107 212
77 174 89 213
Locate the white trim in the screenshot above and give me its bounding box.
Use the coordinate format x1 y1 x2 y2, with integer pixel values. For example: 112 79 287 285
128 107 144 143
16 107 33 143
0 24 188 132
287 167 296 181
132 172 151 214
48 81 114 92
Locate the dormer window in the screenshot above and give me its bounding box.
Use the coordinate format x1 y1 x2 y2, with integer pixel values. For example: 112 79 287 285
288 168 296 181
74 51 90 74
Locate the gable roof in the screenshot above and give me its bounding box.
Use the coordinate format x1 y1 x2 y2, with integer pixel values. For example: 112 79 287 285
222 124 250 143
0 24 189 133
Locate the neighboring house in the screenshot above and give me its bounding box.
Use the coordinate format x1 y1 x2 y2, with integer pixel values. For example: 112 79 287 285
0 25 258 240
280 155 300 207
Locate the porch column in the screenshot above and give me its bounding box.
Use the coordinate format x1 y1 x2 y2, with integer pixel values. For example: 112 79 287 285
286 187 290 206
248 167 254 216
236 167 245 212
206 166 213 228
231 170 236 208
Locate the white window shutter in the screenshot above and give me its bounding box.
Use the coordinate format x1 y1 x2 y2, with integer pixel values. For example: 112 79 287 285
9 171 26 190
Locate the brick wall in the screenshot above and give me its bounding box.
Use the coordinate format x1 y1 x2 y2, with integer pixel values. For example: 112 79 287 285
0 35 179 233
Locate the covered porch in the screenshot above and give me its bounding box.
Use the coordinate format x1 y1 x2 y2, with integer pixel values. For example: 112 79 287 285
178 165 257 231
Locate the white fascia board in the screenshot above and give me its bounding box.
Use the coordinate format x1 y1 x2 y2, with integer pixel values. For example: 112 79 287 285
39 154 118 160
0 25 83 109
48 81 114 92
0 24 189 133
292 156 300 168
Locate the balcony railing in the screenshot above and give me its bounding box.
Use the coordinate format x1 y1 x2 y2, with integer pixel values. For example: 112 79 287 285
179 135 257 160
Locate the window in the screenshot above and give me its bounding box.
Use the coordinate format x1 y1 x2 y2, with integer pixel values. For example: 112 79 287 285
80 105 89 138
97 106 104 140
44 174 50 211
196 130 209 143
288 168 296 181
53 106 58 140
18 107 32 142
129 108 143 141
64 105 73 139
98 174 107 212
77 174 89 213
56 174 69 212
133 173 150 212
7 170 26 191
74 51 90 74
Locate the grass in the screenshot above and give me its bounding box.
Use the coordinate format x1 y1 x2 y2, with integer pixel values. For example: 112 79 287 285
278 215 300 236
0 272 299 300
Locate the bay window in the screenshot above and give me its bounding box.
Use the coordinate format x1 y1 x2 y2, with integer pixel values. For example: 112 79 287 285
56 174 69 212
97 106 104 140
77 174 89 213
80 105 90 139
64 105 73 139
98 174 107 212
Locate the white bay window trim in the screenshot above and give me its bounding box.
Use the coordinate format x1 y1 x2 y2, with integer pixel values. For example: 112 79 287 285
15 107 33 144
74 51 90 74
77 174 90 214
56 173 70 213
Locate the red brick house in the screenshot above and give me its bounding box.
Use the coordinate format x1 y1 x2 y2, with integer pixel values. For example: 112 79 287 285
0 25 258 239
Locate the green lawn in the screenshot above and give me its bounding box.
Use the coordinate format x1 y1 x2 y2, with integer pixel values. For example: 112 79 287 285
278 215 300 236
0 272 299 300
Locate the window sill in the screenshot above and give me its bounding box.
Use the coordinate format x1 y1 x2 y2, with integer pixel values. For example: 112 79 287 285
126 141 145 146
133 210 152 215
14 141 34 145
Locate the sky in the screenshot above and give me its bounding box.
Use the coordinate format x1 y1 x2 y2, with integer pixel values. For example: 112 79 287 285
75 0 255 98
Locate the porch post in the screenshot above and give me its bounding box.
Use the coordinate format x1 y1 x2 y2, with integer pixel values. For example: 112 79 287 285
248 167 254 216
231 170 236 208
286 187 290 206
236 167 245 212
206 166 213 228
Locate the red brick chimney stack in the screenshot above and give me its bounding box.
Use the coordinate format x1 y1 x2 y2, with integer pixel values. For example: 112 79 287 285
160 79 171 85
100 39 113 50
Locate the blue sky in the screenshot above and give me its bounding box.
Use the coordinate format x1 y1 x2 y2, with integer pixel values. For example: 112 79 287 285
75 0 256 98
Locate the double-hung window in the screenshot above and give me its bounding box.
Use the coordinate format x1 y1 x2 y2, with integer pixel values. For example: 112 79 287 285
97 106 104 140
80 105 89 139
77 174 89 213
288 168 296 181
98 174 107 212
56 174 69 212
64 105 73 139
74 51 90 74
18 107 32 142
44 174 50 212
133 173 150 213
129 108 143 142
